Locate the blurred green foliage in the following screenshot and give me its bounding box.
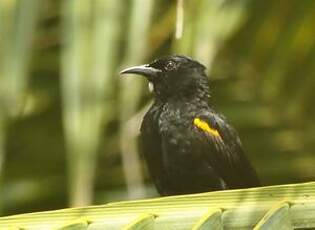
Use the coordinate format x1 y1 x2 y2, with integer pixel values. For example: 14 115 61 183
0 0 314 216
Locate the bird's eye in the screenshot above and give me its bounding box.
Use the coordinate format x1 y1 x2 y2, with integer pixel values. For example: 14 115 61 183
165 61 176 71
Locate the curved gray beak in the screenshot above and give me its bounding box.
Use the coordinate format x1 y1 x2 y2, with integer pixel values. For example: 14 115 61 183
120 64 161 79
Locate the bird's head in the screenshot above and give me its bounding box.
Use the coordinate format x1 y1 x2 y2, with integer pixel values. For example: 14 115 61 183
120 55 210 101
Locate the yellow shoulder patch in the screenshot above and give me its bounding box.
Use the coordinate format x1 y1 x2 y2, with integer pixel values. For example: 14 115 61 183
193 118 220 137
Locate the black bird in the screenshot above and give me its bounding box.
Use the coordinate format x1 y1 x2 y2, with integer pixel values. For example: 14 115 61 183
120 55 260 196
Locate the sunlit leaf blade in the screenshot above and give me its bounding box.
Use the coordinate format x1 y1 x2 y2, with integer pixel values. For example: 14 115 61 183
0 182 314 229
192 209 222 230
254 202 292 230
122 213 155 230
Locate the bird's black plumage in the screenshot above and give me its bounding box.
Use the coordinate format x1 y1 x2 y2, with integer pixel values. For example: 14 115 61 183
120 55 260 195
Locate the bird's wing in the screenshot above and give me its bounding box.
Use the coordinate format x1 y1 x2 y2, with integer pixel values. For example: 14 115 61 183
195 111 260 188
